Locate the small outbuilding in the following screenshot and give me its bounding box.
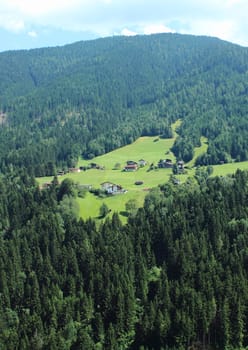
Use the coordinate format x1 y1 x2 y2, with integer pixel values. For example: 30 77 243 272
124 164 138 171
101 182 125 195
138 159 147 167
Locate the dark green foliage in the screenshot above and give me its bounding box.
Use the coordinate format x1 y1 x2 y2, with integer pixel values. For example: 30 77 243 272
125 199 139 217
1 170 248 348
57 178 76 201
1 33 248 349
99 202 109 218
0 34 248 174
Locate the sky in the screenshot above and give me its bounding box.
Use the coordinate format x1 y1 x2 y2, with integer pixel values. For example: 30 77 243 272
0 0 247 52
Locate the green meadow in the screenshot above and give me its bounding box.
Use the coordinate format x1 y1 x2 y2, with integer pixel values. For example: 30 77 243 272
37 124 248 221
39 135 177 221
212 161 248 177
187 136 208 168
78 135 177 170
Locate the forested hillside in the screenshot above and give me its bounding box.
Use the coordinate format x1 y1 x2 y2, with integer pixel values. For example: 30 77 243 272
1 169 248 349
1 34 248 349
0 33 248 175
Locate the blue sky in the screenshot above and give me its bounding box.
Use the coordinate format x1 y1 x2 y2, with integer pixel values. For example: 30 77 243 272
0 0 247 52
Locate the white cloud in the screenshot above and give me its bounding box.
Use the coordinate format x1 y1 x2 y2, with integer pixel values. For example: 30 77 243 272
0 14 25 33
28 30 37 38
0 0 247 48
143 24 175 35
2 0 80 17
121 28 137 36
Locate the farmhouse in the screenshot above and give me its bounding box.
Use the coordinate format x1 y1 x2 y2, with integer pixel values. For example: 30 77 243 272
101 182 125 195
124 161 138 171
124 164 138 171
69 167 80 173
158 159 173 168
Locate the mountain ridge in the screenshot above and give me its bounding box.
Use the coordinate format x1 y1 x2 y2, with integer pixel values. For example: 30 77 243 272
1 33 247 99
0 33 247 175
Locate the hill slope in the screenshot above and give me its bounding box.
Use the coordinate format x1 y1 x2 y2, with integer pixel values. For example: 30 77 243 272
0 33 248 175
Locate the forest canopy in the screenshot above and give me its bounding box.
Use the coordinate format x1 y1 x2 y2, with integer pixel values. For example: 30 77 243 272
1 34 248 349
1 169 248 348
0 33 248 175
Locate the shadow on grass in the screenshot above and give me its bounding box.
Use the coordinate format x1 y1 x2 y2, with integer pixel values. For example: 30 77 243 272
120 211 129 217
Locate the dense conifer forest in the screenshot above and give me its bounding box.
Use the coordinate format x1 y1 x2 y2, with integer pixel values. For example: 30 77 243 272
0 33 248 175
1 169 248 349
1 34 248 349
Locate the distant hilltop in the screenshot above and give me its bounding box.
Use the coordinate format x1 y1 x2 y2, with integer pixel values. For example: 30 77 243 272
0 33 247 176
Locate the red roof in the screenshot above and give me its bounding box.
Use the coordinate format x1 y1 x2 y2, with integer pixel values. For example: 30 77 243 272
125 164 138 169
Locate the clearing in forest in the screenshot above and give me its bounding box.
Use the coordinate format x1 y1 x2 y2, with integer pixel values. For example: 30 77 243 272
37 120 248 221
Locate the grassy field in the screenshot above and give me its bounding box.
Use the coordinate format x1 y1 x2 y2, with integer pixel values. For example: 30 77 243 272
187 136 208 168
78 136 177 170
37 121 248 222
212 161 248 177
77 190 146 221
40 136 177 186
39 135 178 222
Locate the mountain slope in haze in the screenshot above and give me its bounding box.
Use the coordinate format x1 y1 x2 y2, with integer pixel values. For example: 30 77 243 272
0 33 248 175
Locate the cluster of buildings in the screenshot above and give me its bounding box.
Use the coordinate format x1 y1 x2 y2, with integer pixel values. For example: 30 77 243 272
158 159 185 173
57 162 104 176
40 156 184 193
123 158 185 172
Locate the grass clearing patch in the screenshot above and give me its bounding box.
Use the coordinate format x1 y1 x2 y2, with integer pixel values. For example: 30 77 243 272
186 136 208 168
37 119 248 221
78 135 176 170
212 161 248 177
38 134 178 221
